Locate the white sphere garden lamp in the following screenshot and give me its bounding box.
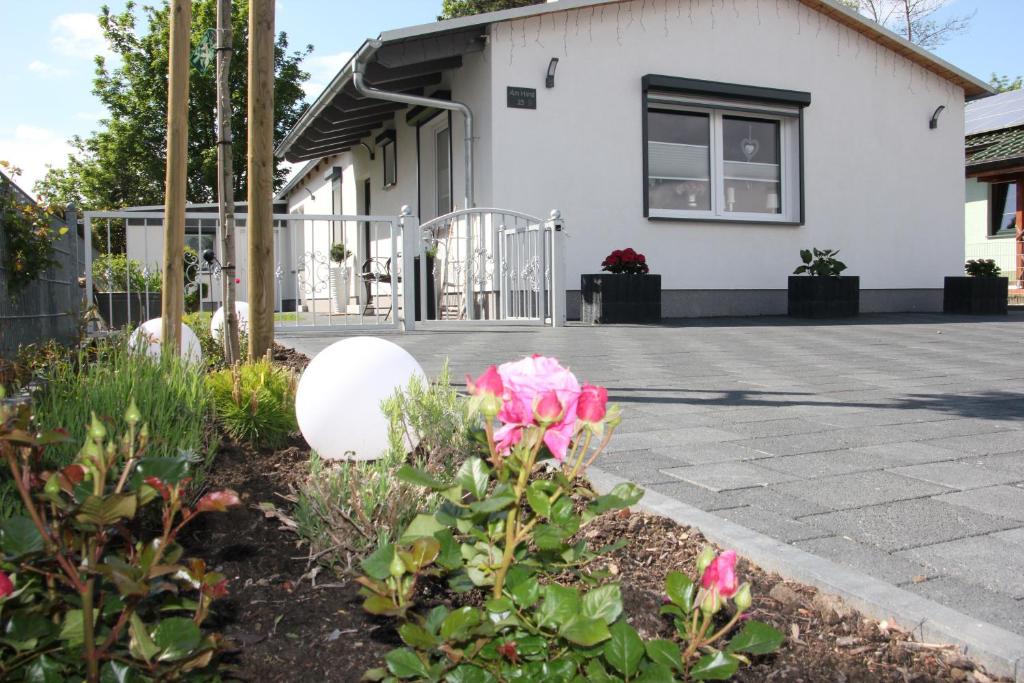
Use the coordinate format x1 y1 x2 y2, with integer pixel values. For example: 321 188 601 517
295 337 425 461
210 301 250 340
128 318 203 365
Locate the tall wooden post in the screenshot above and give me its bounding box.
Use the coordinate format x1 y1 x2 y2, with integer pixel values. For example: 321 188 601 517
217 0 241 364
247 0 274 360
161 0 191 351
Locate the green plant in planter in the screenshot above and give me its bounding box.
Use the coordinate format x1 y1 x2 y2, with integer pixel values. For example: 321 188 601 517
357 356 783 681
0 391 239 682
206 360 297 448
793 248 847 277
964 259 1001 277
330 243 352 265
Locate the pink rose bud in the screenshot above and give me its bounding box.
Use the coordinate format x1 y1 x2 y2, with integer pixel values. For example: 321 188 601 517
467 365 503 398
235 278 240 284
0 571 13 598
577 384 608 423
196 489 242 513
701 550 739 598
533 390 564 424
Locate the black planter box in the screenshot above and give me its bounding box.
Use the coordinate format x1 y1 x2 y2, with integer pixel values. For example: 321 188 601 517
787 276 859 318
96 292 163 329
943 276 1008 315
413 255 437 321
581 274 661 324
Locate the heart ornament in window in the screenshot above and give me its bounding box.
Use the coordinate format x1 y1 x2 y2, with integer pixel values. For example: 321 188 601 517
741 137 759 162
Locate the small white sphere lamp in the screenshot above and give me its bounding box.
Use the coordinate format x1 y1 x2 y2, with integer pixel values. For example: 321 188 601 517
128 318 203 365
210 301 250 340
295 337 425 461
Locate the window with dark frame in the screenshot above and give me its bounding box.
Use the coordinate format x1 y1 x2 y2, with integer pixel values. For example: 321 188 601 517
989 181 1018 236
382 137 397 189
643 76 809 223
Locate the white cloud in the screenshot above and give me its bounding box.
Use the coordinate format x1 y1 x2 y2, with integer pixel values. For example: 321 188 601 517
28 60 70 78
0 126 73 194
50 13 109 60
302 50 353 100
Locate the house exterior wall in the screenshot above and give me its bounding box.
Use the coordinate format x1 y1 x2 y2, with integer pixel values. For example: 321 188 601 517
964 177 1017 280
480 0 966 315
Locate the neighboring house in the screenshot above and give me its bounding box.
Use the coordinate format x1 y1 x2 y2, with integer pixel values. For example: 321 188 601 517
272 0 991 318
964 89 1024 287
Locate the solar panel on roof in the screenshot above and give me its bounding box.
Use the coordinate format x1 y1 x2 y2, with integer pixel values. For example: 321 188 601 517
965 89 1024 135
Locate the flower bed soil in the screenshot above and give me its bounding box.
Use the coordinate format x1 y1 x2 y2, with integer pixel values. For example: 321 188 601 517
185 347 1007 683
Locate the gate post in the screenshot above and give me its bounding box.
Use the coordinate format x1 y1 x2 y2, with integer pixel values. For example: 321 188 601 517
83 212 93 305
548 209 566 328
400 206 417 332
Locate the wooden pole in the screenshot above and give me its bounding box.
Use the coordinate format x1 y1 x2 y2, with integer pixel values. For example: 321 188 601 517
161 0 191 351
217 0 241 364
247 0 274 361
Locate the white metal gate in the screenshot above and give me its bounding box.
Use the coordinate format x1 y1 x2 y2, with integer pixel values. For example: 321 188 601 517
417 208 565 325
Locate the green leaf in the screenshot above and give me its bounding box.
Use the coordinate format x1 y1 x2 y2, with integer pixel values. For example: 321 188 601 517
399 514 446 544
690 651 739 680
133 455 190 486
582 584 623 625
361 544 396 581
100 661 142 683
507 575 540 609
457 458 490 499
468 493 516 514
725 620 785 655
549 496 575 526
664 572 695 613
76 493 138 526
533 524 569 551
584 659 619 683
361 668 388 682
398 623 438 649
644 640 682 672
1 516 44 558
440 606 482 641
128 613 159 662
634 663 674 683
535 584 581 629
153 617 201 662
401 537 440 572
396 464 447 490
24 655 63 683
384 647 431 679
447 664 497 683
59 609 85 647
526 481 551 517
587 483 645 520
560 615 612 647
604 621 644 678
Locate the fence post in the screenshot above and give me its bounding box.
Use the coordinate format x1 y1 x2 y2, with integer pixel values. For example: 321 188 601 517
65 204 81 308
548 209 566 328
400 206 417 332
83 212 93 303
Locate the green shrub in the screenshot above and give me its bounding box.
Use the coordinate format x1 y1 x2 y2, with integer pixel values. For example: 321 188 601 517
290 366 474 571
92 253 161 292
6 338 212 519
965 258 1001 277
793 248 847 277
207 360 296 448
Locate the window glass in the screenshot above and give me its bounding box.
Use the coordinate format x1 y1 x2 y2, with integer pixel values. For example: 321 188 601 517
647 110 711 212
722 116 781 214
435 127 451 216
990 182 1017 235
383 139 397 188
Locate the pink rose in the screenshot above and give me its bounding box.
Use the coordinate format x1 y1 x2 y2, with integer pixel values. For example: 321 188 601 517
701 550 739 598
534 390 564 423
493 356 581 461
577 384 608 423
0 571 13 598
467 365 503 398
196 489 242 513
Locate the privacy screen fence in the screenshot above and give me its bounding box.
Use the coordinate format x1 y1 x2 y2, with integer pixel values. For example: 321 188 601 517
0 179 84 358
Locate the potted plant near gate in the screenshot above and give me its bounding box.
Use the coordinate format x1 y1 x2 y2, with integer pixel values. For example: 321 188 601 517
581 248 661 323
944 259 1008 315
92 253 163 328
788 248 859 318
329 242 351 314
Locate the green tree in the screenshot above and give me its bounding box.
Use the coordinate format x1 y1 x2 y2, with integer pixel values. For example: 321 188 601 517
439 0 545 20
34 1 311 222
989 73 1023 93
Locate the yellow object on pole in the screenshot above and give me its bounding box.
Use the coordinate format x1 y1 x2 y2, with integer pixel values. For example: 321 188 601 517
247 0 275 361
161 0 191 351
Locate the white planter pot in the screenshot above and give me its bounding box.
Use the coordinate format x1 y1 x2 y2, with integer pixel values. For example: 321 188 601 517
329 265 349 314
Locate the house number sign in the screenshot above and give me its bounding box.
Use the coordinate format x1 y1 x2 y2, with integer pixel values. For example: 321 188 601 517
507 87 537 109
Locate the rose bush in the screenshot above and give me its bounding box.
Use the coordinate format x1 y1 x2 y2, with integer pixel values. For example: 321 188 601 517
357 356 782 681
602 247 650 276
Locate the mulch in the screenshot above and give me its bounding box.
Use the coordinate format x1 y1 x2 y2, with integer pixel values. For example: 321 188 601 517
182 347 1007 683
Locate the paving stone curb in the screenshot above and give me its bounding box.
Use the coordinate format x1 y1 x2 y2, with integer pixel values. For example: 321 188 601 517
589 467 1024 682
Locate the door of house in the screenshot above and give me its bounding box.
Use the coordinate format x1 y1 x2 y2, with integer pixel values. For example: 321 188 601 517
419 114 452 220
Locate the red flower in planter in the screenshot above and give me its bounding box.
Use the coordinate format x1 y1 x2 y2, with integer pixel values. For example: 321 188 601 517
0 571 13 598
601 248 649 275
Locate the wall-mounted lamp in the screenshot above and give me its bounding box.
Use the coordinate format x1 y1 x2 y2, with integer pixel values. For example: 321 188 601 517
929 105 946 129
546 57 559 88
358 141 375 160
303 187 315 200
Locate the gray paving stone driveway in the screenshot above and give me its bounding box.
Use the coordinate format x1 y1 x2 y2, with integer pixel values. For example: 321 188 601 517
279 313 1024 636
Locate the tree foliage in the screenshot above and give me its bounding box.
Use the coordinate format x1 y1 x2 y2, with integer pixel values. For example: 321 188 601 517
838 0 972 49
439 0 545 20
34 1 311 215
989 74 1023 93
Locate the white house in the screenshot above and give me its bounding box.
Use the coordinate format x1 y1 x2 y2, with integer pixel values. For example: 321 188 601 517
276 0 991 319
964 88 1024 288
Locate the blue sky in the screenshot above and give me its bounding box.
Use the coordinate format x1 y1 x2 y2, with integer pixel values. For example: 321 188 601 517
1 0 1021 192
